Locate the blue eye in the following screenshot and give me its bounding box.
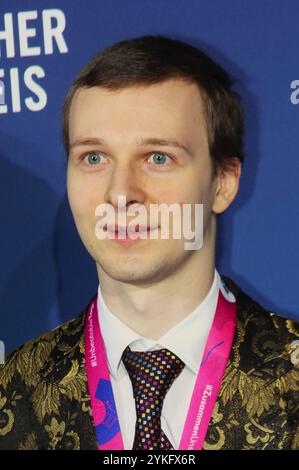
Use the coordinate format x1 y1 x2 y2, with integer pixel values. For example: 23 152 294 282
84 152 103 165
148 152 171 165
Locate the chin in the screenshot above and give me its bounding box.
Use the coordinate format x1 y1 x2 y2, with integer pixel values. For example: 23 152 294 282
98 259 168 285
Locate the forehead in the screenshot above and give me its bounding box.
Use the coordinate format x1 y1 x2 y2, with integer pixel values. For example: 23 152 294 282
68 79 208 147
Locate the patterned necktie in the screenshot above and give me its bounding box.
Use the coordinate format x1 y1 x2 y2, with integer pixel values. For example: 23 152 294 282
122 345 185 450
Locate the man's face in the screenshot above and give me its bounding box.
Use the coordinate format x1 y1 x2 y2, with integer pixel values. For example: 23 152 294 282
67 79 218 285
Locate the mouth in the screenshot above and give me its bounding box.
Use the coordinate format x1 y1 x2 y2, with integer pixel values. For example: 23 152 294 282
103 224 159 243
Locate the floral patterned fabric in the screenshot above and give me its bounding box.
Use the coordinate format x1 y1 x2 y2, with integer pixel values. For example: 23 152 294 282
0 276 298 450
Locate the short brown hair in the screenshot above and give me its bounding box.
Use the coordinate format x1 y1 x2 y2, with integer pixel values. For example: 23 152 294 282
62 35 244 174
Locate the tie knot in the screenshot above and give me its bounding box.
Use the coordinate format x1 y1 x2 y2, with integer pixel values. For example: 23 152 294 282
122 346 185 401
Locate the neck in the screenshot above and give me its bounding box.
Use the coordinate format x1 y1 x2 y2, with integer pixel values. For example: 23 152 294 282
97 229 216 340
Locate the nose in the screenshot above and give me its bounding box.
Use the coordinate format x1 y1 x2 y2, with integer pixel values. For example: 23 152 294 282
103 162 146 210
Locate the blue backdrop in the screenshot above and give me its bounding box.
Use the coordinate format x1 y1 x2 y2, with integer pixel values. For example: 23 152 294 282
1 0 298 353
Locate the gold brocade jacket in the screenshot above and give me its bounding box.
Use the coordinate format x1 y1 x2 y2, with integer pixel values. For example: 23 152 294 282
0 276 298 450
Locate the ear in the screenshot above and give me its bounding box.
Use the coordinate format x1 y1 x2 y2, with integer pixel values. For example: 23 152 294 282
212 158 242 214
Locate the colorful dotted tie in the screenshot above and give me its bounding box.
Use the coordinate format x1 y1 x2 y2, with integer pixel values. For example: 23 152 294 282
122 345 185 450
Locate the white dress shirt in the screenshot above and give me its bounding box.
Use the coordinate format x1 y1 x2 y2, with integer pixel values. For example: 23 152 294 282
97 268 221 450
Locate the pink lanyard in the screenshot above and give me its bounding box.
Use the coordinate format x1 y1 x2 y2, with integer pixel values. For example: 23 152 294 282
84 281 237 450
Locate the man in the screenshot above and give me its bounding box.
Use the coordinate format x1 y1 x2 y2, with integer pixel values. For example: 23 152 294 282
0 35 298 450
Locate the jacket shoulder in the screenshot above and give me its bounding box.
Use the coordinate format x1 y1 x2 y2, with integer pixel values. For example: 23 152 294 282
215 275 299 449
0 305 88 392
0 302 95 449
222 274 299 370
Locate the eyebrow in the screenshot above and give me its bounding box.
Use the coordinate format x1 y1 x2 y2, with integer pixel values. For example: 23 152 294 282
69 137 192 157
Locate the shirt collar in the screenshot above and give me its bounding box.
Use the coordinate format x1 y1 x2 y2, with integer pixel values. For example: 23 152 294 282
98 269 221 379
